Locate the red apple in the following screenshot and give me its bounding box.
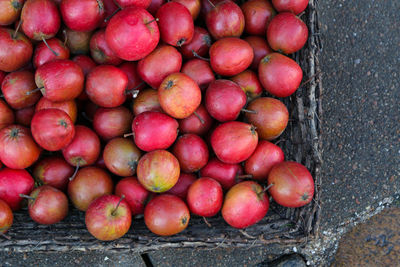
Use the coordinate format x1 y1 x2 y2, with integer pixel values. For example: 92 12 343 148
271 0 308 15
200 158 243 190
178 103 214 136
64 28 92 55
172 0 200 20
245 97 289 140
172 134 209 172
222 181 269 228
230 70 263 100
90 29 122 66
144 194 189 236
0 71 5 84
115 176 150 215
147 0 165 16
85 195 132 241
179 27 211 59
137 150 180 193
241 0 275 36
72 55 97 76
15 106 35 126
0 99 14 130
244 35 273 70
33 38 70 68
33 156 74 191
0 168 34 210
0 0 24 26
187 177 223 217
115 0 151 8
0 199 12 234
60 0 105 32
35 97 78 123
181 59 215 91
132 88 162 116
101 0 119 27
166 173 196 199
118 62 145 94
93 106 133 140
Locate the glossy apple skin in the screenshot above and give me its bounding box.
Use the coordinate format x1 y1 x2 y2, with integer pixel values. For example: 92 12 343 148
172 134 209 173
245 97 288 140
271 0 308 15
0 199 12 234
222 181 269 228
33 157 74 191
60 0 105 32
187 177 223 217
178 104 214 136
33 38 70 68
132 89 162 116
181 59 215 91
15 106 35 126
35 97 78 123
0 28 33 72
64 28 92 55
116 0 151 8
200 158 243 190
230 70 263 100
118 62 145 92
93 106 133 140
180 27 211 59
0 125 41 169
35 59 85 102
132 111 178 152
105 7 160 61
166 173 196 199
138 45 182 89
1 70 41 109
156 2 194 47
158 73 201 119
31 109 75 151
68 166 114 211
0 0 24 26
85 195 132 241
205 79 246 122
0 168 34 210
62 125 101 167
137 150 180 193
27 185 68 225
21 0 60 40
244 36 273 70
144 194 189 236
244 140 284 181
90 29 122 66
206 0 244 40
115 176 150 215
0 100 14 130
103 138 141 177
267 12 308 54
209 37 253 76
241 0 275 36
258 53 302 97
268 161 314 207
211 121 258 164
147 0 165 15
172 0 200 20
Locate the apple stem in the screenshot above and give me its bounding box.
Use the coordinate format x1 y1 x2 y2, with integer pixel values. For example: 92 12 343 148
236 174 253 180
13 20 22 39
193 111 205 124
111 194 125 216
207 0 215 8
63 29 68 46
26 87 44 96
297 11 305 18
124 82 145 97
19 194 35 200
192 50 210 61
124 132 134 138
263 183 274 193
42 37 59 57
241 108 257 114
203 216 212 228
145 18 159 25
104 7 121 22
69 163 80 181
0 233 11 240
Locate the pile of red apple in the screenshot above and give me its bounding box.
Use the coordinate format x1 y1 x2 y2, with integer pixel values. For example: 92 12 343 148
0 0 314 241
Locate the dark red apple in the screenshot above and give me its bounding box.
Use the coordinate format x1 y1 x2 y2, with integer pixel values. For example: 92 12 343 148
181 59 215 91
205 79 246 122
33 156 74 191
137 150 180 193
21 0 60 40
35 97 78 123
244 35 273 70
166 172 196 199
178 103 214 136
64 28 92 55
132 88 162 116
60 0 105 32
187 177 222 217
103 137 141 177
172 0 200 20
105 7 159 61
101 0 118 27
209 37 253 76
85 195 131 240
0 199 12 234
138 45 182 89
131 111 178 151
230 70 263 100
200 158 243 190
158 72 201 119
244 140 284 181
144 194 189 236
211 121 258 164
0 168 34 210
0 125 41 169
86 65 128 108
258 53 302 97
179 27 211 59
118 62 145 94
0 71 5 84
172 134 209 173
33 38 70 68
0 27 33 72
245 97 289 140
93 106 133 140
267 12 308 54
25 185 68 224
206 0 244 40
1 70 41 109
271 0 308 15
35 59 85 102
115 176 150 215
72 55 97 76
62 125 101 168
90 29 122 66
222 181 269 228
0 99 14 130
268 161 314 207
68 166 114 211
0 0 24 26
15 106 35 126
241 0 275 36
156 2 194 47
147 0 165 16
115 0 151 8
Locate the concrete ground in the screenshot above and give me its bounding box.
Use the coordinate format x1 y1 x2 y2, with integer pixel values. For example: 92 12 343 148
1 0 399 266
